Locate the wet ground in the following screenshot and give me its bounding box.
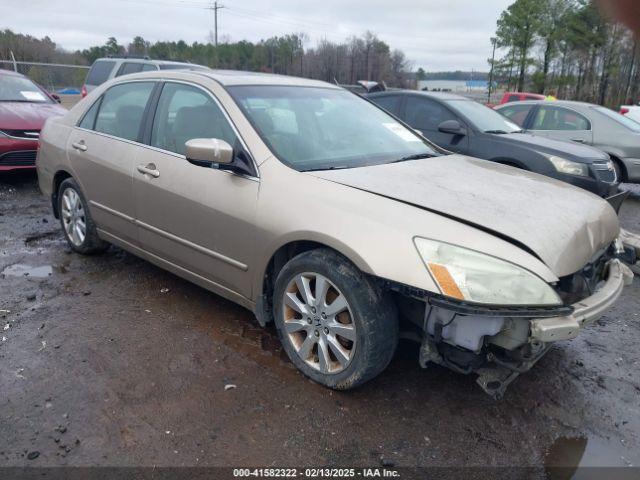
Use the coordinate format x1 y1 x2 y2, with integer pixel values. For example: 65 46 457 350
1 171 639 477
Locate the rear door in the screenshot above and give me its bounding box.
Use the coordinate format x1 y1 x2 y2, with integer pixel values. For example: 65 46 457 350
67 81 156 245
527 104 593 144
401 96 469 153
133 81 259 298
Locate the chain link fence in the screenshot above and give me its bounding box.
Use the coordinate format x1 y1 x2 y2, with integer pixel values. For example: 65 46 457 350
1 60 90 108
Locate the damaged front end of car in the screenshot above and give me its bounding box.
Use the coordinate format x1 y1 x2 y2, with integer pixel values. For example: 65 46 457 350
388 239 635 399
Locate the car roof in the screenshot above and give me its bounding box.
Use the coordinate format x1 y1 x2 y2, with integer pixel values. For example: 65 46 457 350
496 99 594 109
0 69 26 78
369 90 469 101
119 68 340 88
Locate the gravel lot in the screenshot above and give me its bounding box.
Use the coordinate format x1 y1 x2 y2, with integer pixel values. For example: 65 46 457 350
1 171 639 478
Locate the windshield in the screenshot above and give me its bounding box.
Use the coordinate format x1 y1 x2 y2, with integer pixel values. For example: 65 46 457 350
593 106 640 133
228 85 439 171
0 74 51 103
446 99 521 133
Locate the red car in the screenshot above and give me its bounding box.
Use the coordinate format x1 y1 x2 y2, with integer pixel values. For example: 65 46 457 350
0 69 66 171
499 91 546 104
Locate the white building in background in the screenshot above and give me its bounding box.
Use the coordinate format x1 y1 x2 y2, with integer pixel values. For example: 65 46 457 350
417 80 488 92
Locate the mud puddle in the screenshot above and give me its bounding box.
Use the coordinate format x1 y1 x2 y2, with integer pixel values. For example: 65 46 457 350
545 435 639 479
1 264 53 279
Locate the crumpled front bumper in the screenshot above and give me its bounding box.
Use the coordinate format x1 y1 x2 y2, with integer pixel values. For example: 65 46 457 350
530 259 634 342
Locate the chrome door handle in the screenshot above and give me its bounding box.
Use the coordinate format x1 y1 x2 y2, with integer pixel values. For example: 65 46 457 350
137 164 160 178
571 138 585 143
71 142 87 152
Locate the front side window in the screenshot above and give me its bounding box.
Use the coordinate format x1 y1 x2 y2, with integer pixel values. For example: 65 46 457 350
531 106 590 131
403 97 457 132
447 100 521 133
370 95 401 115
85 60 116 86
151 82 236 155
229 86 439 171
0 74 51 103
94 82 155 141
78 99 101 129
497 103 534 127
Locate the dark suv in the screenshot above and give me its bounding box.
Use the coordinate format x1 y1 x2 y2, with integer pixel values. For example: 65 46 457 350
367 91 619 198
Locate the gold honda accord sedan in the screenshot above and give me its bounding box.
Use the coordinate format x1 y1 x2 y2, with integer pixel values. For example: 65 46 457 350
37 70 634 397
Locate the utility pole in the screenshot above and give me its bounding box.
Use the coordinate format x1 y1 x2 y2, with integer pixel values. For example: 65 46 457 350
488 37 497 104
209 1 225 47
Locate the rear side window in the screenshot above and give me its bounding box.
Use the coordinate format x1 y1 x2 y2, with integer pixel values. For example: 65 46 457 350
370 95 401 115
85 60 116 86
141 64 158 72
498 104 534 127
94 82 155 141
531 106 590 131
150 82 236 155
505 94 521 103
78 99 101 130
116 62 145 77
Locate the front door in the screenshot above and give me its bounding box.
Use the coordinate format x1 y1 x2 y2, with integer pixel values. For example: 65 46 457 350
133 82 259 298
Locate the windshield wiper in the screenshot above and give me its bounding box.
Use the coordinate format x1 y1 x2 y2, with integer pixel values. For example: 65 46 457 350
388 153 435 164
303 165 349 172
484 129 510 134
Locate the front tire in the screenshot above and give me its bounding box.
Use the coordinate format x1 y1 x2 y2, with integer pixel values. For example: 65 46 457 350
58 178 109 255
273 249 398 390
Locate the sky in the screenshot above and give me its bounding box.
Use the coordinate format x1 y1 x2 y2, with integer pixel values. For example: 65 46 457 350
1 0 514 71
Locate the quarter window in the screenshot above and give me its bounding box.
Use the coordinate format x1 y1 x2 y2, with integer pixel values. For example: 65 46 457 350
531 106 590 131
85 60 116 87
150 83 237 155
94 82 155 141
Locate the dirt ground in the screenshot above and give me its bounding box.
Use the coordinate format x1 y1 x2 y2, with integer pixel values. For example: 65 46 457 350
1 171 639 477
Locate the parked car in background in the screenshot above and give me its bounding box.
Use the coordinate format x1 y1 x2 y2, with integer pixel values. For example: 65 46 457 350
0 69 66 171
496 100 640 183
367 91 618 197
37 70 634 397
499 92 546 104
619 104 640 123
81 56 210 97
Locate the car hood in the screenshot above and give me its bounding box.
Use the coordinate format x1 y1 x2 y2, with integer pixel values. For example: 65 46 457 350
491 132 608 161
0 102 67 131
310 155 619 277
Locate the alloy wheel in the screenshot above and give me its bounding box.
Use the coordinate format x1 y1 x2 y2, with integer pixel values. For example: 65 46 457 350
61 188 86 247
282 272 356 374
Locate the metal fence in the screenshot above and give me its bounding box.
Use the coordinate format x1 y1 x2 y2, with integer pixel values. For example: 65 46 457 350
0 60 89 93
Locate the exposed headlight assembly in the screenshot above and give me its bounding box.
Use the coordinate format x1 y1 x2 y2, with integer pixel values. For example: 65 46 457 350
414 237 562 306
547 155 589 177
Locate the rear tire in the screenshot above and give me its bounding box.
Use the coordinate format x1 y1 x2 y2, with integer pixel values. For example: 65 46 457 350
57 178 109 255
273 248 398 390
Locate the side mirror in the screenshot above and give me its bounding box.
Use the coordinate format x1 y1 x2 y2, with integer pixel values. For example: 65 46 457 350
185 138 233 166
50 93 61 103
438 120 466 136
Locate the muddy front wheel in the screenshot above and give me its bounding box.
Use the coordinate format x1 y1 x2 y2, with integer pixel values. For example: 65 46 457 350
273 249 398 390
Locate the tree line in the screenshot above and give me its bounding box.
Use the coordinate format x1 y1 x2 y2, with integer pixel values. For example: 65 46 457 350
493 0 639 107
0 29 412 89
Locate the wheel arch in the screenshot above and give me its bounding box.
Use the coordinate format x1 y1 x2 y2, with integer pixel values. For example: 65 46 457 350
606 153 628 182
490 157 531 170
253 235 374 326
51 169 74 218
